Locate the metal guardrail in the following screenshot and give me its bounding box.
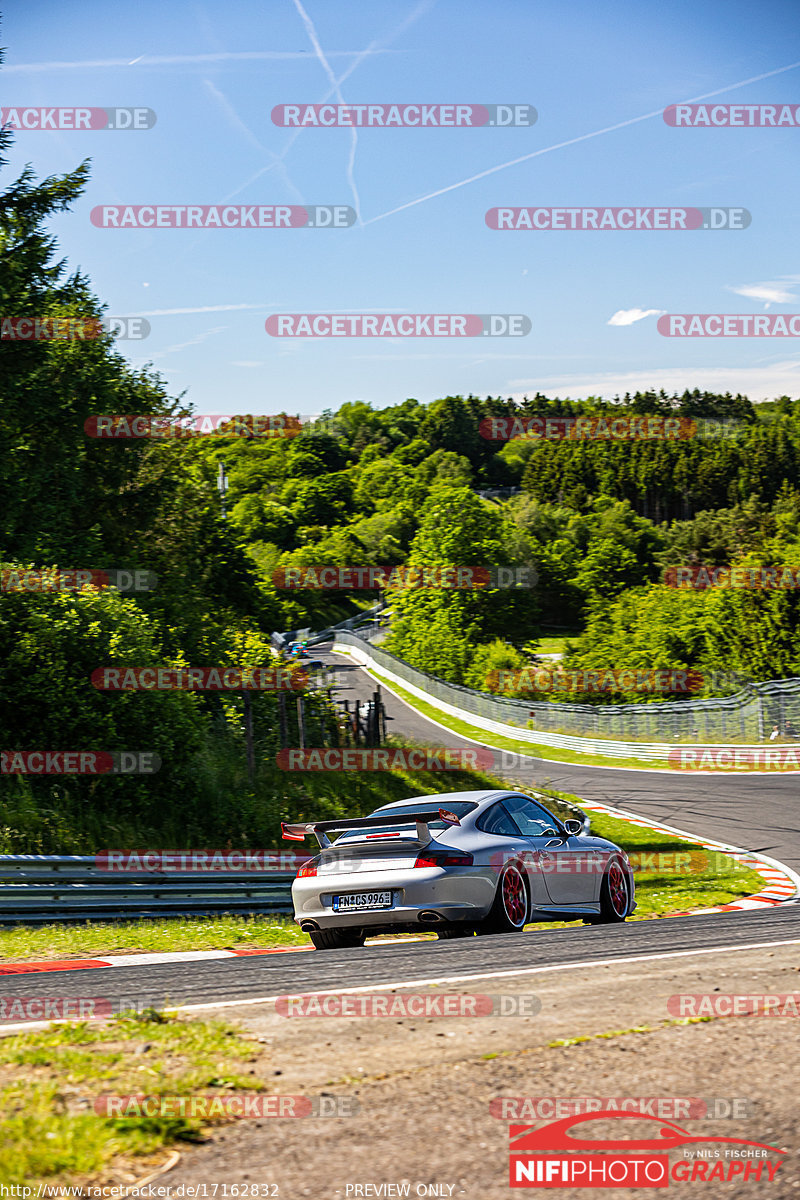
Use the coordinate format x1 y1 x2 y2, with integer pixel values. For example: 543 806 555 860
272 600 386 653
334 631 800 747
0 857 295 924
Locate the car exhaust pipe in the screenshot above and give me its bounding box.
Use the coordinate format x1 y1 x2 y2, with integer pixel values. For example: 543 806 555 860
419 910 445 924
299 920 320 932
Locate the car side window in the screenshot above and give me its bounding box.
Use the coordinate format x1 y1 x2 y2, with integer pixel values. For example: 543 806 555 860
502 794 561 837
476 802 520 837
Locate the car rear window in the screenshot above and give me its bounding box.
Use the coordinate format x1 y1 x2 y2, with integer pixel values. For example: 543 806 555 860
335 800 477 842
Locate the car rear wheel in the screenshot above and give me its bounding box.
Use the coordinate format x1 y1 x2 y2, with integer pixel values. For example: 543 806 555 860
309 927 366 950
480 864 529 934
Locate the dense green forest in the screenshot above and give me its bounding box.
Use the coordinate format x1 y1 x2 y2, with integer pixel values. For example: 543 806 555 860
2 117 800 851
222 391 800 699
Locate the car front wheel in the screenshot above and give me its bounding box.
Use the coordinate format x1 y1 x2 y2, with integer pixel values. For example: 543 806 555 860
590 858 631 923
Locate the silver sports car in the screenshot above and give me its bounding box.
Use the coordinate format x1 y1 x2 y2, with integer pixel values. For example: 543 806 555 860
282 788 635 950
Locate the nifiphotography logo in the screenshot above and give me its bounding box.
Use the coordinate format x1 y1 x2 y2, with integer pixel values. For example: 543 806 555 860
508 1111 787 1187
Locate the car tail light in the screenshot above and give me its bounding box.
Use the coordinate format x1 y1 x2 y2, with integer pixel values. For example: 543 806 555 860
413 852 473 868
297 860 318 878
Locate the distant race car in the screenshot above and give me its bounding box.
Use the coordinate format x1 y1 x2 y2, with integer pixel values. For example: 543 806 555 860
282 788 635 950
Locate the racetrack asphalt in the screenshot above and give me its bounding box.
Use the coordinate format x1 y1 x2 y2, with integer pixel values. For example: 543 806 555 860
0 642 798 1011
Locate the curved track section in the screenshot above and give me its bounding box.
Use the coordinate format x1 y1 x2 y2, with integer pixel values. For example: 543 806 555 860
322 645 800 877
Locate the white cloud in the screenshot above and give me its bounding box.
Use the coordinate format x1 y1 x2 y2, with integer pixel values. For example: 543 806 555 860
729 282 797 306
607 308 664 327
507 361 800 402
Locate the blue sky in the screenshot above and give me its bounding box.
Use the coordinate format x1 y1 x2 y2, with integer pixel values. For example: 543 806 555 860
3 0 800 415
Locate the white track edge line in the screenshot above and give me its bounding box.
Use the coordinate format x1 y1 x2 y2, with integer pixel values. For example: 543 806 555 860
166 935 800 1015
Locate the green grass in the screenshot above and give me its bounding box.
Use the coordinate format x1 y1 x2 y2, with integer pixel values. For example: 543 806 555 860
534 636 569 655
0 914 310 963
0 1010 266 1187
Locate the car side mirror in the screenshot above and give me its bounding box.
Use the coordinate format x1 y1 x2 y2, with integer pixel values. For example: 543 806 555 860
563 819 584 836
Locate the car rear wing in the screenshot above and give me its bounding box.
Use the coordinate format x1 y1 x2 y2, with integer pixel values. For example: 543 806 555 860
281 808 461 850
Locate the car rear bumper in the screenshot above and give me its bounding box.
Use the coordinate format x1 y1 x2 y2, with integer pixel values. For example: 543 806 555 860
292 867 494 929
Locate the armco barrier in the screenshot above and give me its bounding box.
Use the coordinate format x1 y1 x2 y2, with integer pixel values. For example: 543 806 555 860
0 857 294 924
333 634 800 763
272 600 386 652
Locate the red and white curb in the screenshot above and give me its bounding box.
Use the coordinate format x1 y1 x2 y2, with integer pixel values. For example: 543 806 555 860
578 798 800 914
0 944 313 977
0 936 437 977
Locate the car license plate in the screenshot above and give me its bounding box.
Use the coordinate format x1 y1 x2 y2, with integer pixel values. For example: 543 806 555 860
332 890 392 912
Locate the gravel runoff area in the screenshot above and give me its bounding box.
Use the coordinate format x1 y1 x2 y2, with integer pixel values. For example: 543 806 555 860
156 941 800 1199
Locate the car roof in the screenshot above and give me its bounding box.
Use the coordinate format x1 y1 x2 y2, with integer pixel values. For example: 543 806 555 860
372 790 511 810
